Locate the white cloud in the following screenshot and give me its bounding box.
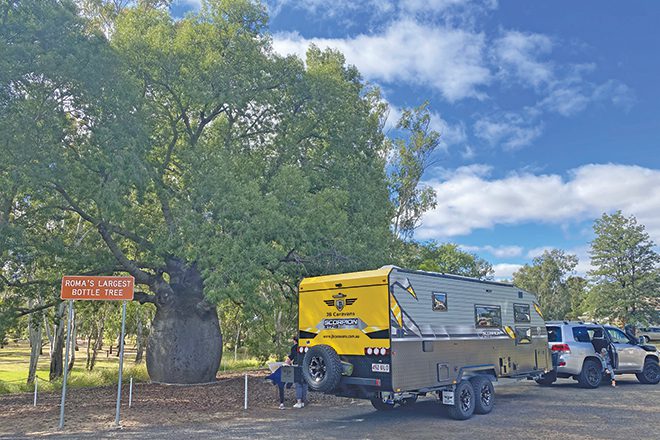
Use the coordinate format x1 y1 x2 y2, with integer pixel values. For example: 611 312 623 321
492 263 523 280
429 111 468 149
461 244 524 258
267 0 496 22
461 145 476 160
524 245 593 276
493 31 554 88
526 246 554 259
416 163 660 243
267 0 395 18
474 112 544 150
272 19 491 101
539 79 635 117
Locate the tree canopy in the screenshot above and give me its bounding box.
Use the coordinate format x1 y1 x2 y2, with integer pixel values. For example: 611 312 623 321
0 0 409 382
402 242 494 280
513 249 579 320
587 211 660 325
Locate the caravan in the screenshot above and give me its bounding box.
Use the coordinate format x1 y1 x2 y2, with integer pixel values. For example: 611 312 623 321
286 266 552 420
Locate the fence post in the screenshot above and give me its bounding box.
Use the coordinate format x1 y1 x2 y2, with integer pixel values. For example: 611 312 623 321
244 374 248 410
128 377 133 408
33 377 38 407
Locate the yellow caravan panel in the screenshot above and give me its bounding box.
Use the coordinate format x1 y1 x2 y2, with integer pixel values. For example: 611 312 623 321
299 267 391 292
298 268 392 356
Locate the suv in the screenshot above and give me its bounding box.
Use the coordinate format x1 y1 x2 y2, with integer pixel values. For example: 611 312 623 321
638 326 660 343
536 321 660 388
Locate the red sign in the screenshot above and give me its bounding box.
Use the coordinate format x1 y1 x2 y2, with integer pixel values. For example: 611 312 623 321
61 276 134 301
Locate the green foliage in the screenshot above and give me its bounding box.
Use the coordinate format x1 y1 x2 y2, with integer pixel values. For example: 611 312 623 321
513 249 579 320
586 211 660 325
388 102 440 241
566 276 588 320
1 0 404 366
401 242 494 279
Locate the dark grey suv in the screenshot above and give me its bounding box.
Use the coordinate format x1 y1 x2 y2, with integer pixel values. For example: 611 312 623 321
536 321 660 388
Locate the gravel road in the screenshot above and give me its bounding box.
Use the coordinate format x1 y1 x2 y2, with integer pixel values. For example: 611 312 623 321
2 374 658 439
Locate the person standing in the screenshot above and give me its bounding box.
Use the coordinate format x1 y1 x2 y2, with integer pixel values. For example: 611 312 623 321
287 335 308 408
266 365 287 409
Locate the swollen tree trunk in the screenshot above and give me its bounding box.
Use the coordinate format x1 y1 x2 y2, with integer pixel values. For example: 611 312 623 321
146 262 222 384
49 302 67 381
27 311 43 384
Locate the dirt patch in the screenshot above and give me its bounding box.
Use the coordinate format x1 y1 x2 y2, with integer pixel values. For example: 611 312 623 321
0 369 349 437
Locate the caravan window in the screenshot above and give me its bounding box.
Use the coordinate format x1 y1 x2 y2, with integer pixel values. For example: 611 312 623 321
432 292 448 311
475 305 502 328
515 326 532 344
513 304 531 323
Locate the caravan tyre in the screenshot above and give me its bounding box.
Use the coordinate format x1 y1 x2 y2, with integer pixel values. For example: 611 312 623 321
447 380 476 420
577 359 602 389
535 370 557 386
470 376 495 415
370 393 396 411
302 345 343 393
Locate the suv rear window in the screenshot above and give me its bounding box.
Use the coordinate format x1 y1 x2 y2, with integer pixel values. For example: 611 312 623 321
572 326 591 343
547 326 562 342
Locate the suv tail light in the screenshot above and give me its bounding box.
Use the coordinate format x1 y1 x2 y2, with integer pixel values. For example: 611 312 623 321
551 343 571 353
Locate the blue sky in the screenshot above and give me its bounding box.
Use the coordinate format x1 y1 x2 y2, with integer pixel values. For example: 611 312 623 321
175 1 660 278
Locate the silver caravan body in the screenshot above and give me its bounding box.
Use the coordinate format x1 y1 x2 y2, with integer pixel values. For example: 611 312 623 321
387 267 551 392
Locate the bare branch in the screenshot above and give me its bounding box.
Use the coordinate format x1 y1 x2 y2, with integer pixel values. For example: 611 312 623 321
97 223 153 286
53 182 155 251
14 301 58 318
133 291 157 304
0 274 53 288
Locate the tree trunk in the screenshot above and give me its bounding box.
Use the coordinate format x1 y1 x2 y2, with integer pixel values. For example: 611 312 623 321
234 322 241 362
49 302 67 381
68 309 76 371
44 315 53 359
86 333 92 370
146 262 222 384
27 311 43 384
89 318 104 371
135 309 146 364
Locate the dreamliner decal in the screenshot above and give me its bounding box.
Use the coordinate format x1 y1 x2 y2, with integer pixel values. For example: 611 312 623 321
392 277 417 300
533 303 544 320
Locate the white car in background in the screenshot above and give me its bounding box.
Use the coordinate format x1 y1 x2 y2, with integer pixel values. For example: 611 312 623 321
638 326 660 343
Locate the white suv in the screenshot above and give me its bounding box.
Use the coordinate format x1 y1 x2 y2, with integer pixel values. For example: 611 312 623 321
535 321 660 388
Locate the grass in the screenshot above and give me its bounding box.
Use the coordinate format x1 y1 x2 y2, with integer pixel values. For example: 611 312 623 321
0 341 264 395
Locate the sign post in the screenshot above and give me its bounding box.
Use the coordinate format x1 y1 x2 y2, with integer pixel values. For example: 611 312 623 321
115 300 127 426
58 300 73 430
59 275 134 429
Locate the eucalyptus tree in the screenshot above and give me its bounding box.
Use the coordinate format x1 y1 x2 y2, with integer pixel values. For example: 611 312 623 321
513 249 578 320
587 211 659 325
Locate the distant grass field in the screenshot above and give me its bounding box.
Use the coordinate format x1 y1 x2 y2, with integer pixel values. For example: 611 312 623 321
0 341 263 395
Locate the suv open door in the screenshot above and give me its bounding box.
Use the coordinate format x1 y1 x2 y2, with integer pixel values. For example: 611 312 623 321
586 325 618 370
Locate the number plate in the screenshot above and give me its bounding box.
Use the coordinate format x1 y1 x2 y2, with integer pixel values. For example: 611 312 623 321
371 363 390 373
442 391 454 405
